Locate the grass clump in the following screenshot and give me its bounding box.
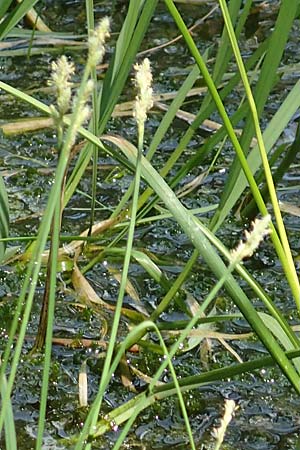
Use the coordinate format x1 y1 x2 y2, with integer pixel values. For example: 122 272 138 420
0 1 300 449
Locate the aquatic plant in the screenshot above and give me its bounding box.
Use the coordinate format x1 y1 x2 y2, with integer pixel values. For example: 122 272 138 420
0 0 300 449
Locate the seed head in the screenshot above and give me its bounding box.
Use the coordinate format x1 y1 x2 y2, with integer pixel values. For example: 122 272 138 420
68 104 90 149
212 399 236 448
231 214 272 263
134 58 153 128
88 17 110 67
50 55 75 115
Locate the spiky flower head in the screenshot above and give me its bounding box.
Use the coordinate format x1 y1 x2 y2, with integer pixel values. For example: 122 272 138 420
134 58 153 129
88 17 110 68
231 214 272 263
50 55 75 116
68 79 94 148
212 399 236 449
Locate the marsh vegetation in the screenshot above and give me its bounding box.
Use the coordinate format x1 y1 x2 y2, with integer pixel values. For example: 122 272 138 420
0 1 300 449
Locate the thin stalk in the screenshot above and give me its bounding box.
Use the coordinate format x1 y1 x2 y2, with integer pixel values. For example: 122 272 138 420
86 0 99 235
34 161 67 350
165 0 300 311
116 138 300 392
1 372 17 450
111 322 196 450
150 249 199 321
147 247 261 394
74 346 300 441
35 201 60 450
0 62 92 435
80 85 147 450
219 0 300 310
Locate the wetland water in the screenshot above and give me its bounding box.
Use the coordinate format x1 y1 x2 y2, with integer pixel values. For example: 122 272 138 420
0 1 300 449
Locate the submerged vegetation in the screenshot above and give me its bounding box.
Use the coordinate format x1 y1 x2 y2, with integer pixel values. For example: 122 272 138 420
0 0 300 448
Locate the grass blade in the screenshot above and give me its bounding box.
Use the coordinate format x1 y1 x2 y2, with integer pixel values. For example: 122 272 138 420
104 134 300 393
213 0 300 226
0 176 9 263
0 0 39 40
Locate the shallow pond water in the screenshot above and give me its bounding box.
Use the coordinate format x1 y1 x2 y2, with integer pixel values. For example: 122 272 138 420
1 1 300 449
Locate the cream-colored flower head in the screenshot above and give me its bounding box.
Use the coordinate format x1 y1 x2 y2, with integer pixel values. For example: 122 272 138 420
50 55 75 115
68 79 94 148
213 399 236 448
88 17 110 68
134 58 153 128
231 214 272 263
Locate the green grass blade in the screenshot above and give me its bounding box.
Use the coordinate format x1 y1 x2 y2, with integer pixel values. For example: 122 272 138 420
201 0 248 111
86 0 99 232
100 0 143 108
150 249 199 321
0 0 39 40
210 78 300 230
155 348 300 395
99 0 158 133
112 63 200 217
1 372 17 450
259 312 300 374
64 0 158 206
105 135 300 392
90 346 300 439
147 63 200 161
0 0 14 19
35 202 60 450
219 0 300 309
0 176 9 263
241 0 300 152
213 0 300 226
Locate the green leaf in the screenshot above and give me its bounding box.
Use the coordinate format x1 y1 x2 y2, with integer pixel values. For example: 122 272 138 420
0 0 40 40
211 78 300 230
0 176 9 262
212 0 300 228
105 133 300 393
259 312 300 375
1 372 17 450
0 0 14 19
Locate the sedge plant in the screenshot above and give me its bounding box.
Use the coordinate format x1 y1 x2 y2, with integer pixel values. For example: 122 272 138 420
1 1 300 448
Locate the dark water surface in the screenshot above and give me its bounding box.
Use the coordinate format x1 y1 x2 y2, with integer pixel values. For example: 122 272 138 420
0 1 300 449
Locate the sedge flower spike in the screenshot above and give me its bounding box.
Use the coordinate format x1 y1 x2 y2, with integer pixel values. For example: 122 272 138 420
134 58 153 129
68 79 94 149
50 55 75 116
231 214 272 263
88 17 110 68
213 399 236 449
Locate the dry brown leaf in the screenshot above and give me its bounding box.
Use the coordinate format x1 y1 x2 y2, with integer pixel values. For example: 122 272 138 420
42 216 118 263
155 101 257 146
111 271 140 302
79 361 88 407
129 365 164 386
119 355 136 392
279 200 300 217
169 329 253 340
0 89 205 135
1 117 55 135
72 262 114 312
16 0 52 32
